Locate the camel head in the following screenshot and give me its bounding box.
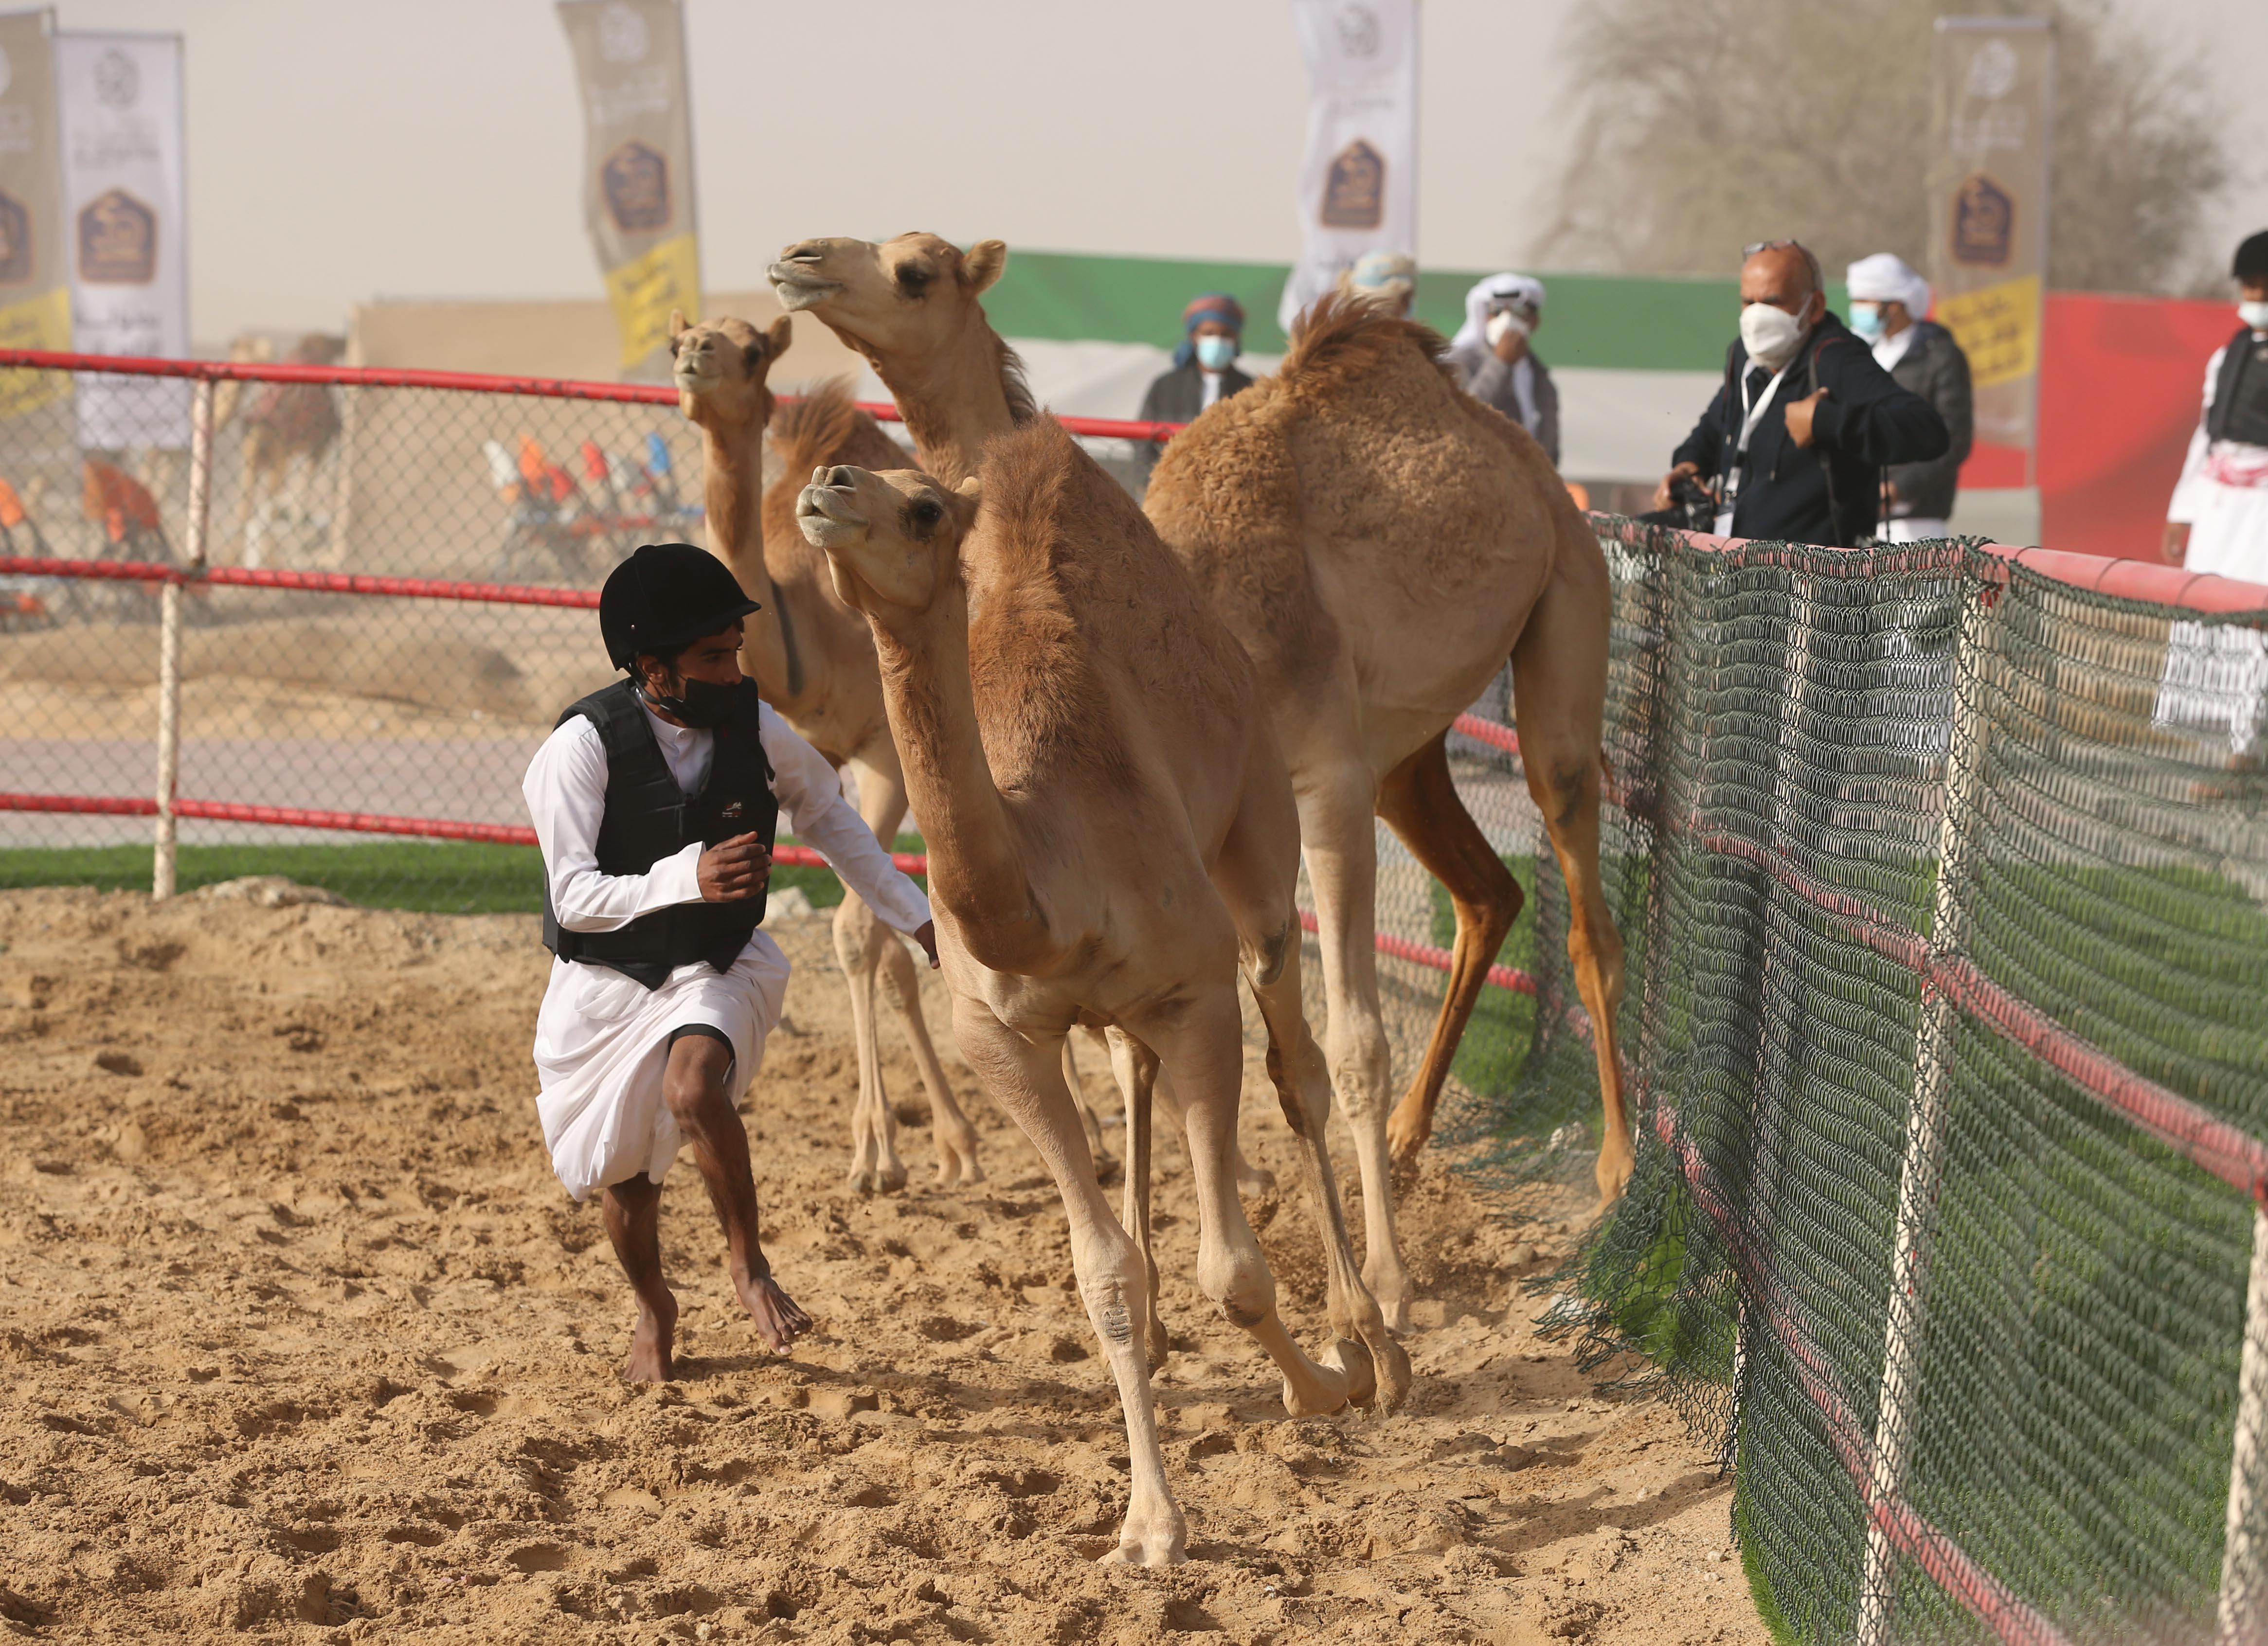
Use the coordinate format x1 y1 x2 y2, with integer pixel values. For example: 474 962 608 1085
668 309 792 434
794 462 981 619
768 233 1007 366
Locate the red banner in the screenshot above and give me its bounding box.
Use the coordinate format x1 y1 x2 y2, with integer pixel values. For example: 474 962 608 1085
1962 292 2241 563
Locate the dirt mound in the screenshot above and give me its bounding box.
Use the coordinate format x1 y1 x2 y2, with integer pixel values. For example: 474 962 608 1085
0 887 1764 1644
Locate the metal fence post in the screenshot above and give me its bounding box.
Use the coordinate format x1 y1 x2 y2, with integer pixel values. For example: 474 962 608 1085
1855 574 1997 1646
2220 1202 2268 1644
152 376 215 900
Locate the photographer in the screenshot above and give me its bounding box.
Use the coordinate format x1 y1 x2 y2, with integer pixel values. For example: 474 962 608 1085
1654 241 1949 545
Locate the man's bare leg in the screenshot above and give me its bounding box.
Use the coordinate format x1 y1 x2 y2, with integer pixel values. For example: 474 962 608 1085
662 1031 812 1353
599 1174 676 1383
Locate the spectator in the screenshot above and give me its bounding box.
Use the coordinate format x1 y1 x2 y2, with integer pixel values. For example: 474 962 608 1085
1446 274 1559 466
1846 253 1972 542
1137 293 1257 425
1339 250 1416 318
2153 229 2268 756
2164 230 2268 579
1656 240 1949 547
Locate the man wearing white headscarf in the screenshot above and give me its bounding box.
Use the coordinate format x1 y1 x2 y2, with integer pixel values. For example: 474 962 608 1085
1446 274 1560 466
1846 253 1972 542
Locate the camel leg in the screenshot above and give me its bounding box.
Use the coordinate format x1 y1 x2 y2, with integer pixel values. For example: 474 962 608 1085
832 890 904 1197
951 996 1182 1566
1153 1062 1274 1195
1211 753 1411 1410
1060 1032 1112 1168
1104 1028 1170 1369
854 751 984 1184
1135 986 1352 1421
1379 730 1525 1164
1295 755 1414 1332
1509 539 1631 1206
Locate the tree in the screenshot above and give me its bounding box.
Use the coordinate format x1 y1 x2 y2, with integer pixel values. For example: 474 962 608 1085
1538 0 2229 295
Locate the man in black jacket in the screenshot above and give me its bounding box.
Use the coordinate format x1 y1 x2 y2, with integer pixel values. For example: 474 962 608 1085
1656 241 1950 546
1134 292 1256 484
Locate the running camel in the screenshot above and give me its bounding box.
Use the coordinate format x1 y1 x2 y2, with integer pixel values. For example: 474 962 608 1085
796 424 1409 1564
769 234 1629 1334
667 310 983 1191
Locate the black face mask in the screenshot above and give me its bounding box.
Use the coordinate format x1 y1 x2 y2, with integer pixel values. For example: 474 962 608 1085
638 674 743 729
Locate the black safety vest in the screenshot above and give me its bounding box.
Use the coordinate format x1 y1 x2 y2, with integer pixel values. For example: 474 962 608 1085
540 679 779 989
2207 325 2268 447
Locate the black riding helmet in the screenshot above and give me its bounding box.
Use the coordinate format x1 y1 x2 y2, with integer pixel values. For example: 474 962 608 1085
598 543 760 671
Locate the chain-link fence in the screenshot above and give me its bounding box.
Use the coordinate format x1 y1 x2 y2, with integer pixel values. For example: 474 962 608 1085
0 352 1170 909
1454 517 2268 1646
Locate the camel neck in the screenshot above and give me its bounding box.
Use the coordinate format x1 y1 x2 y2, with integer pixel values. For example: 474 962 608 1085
868 584 1052 972
695 410 801 703
871 316 1019 488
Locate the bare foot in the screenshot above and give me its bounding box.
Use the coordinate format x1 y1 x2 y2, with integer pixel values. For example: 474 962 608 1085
624 1290 678 1383
736 1270 813 1354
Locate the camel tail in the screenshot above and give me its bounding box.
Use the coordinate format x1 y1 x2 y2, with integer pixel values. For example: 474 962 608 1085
1278 291 1452 393
769 380 875 480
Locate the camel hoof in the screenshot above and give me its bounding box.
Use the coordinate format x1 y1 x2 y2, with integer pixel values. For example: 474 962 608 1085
1324 1337 1377 1410
847 1166 878 1197
1595 1142 1635 1207
1235 1161 1277 1197
1368 1333 1414 1413
1280 1362 1351 1419
1099 1519 1187 1566
876 1160 909 1195
1145 1315 1171 1374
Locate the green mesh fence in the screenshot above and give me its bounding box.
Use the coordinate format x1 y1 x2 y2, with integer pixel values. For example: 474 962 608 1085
1433 517 2268 1645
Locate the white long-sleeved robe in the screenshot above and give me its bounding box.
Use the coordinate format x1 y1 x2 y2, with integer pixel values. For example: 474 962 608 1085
522 695 930 1200
2155 338 2268 755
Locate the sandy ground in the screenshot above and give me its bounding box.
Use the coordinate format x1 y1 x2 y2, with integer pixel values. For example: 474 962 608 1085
0 886 1767 1645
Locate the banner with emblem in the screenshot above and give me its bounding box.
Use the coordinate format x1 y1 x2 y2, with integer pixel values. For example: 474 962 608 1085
556 0 699 380
1928 16 2054 467
1276 0 1418 335
0 8 71 422
57 30 189 450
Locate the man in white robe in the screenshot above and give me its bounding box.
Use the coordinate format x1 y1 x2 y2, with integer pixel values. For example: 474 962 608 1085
2156 231 2268 756
523 543 935 1381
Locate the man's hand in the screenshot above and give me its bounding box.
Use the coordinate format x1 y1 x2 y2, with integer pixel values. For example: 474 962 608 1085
698 833 771 903
1654 461 1708 512
1784 387 1828 448
2163 520 2192 566
913 920 940 969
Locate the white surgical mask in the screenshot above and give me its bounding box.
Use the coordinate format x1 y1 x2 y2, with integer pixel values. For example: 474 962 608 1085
1485 309 1532 348
2241 299 2268 334
1740 300 1808 371
1194 334 1237 371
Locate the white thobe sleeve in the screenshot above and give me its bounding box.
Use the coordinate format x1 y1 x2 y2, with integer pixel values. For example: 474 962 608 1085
758 704 932 936
522 716 705 933
2168 346 2226 525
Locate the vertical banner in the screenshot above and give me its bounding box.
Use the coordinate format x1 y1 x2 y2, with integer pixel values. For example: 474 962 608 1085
57 31 190 450
1928 17 2054 473
0 8 70 420
1276 0 1418 335
556 0 698 380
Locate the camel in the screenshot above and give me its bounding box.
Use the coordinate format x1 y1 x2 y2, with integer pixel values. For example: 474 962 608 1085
216 332 345 566
770 234 1630 1334
666 310 984 1192
795 429 1408 1564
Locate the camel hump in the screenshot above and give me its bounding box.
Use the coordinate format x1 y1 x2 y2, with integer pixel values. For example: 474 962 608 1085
769 381 894 480
1277 290 1451 396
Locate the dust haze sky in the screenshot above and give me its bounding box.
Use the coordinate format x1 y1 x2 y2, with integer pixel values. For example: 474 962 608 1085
49 0 2268 342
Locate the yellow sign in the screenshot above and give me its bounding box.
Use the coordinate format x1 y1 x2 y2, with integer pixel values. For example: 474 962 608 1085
603 232 699 372
0 286 72 418
1936 273 2040 391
